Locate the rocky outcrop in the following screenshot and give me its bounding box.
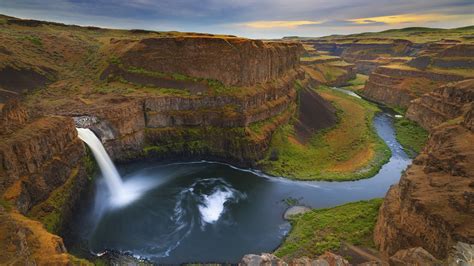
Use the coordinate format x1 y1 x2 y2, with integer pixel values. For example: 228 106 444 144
374 101 474 259
388 247 441 265
0 113 87 213
0 208 83 265
362 65 466 108
306 39 414 61
0 99 29 134
0 100 92 263
240 252 349 266
406 79 474 130
110 37 304 86
355 57 411 75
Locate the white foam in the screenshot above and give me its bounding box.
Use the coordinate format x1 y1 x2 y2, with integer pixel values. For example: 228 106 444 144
198 189 233 224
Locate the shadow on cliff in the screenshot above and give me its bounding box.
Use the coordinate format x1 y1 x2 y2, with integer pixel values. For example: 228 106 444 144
294 87 337 142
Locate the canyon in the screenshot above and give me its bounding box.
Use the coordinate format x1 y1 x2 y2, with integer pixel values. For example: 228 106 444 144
0 15 473 265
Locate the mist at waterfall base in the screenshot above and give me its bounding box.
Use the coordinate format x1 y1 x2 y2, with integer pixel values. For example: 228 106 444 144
70 112 410 263
77 128 154 208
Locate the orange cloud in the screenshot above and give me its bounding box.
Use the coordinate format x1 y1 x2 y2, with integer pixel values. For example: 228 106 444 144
349 13 471 25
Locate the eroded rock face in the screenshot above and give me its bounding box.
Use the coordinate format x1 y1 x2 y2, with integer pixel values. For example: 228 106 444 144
0 114 87 213
111 37 304 86
240 252 349 266
61 70 308 165
374 103 474 259
406 79 474 130
389 247 441 265
362 65 465 108
0 99 29 134
0 208 75 264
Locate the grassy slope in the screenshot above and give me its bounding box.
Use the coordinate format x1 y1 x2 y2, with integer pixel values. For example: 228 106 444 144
393 117 429 158
275 199 383 260
259 86 390 181
313 26 474 44
0 14 256 113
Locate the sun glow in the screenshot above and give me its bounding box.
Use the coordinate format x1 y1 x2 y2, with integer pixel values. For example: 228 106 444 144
349 13 470 25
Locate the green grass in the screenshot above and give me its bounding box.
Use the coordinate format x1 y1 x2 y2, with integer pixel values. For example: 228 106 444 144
19 35 43 46
348 74 369 86
393 117 429 158
341 74 369 92
275 199 383 260
28 167 81 233
300 55 339 61
123 65 239 95
0 198 13 212
260 87 391 181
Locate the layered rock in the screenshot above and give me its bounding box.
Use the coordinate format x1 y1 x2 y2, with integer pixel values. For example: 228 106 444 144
374 102 474 259
110 37 304 86
354 57 411 75
240 252 349 266
362 65 466 108
0 208 79 264
306 39 414 61
406 79 474 130
0 101 91 263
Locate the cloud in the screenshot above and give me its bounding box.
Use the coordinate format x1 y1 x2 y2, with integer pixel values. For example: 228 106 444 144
348 13 471 25
239 20 324 29
0 0 473 38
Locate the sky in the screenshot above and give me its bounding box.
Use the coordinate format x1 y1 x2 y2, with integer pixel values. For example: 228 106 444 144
0 0 473 39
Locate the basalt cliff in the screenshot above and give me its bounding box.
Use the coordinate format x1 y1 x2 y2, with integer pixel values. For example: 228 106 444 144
374 79 474 261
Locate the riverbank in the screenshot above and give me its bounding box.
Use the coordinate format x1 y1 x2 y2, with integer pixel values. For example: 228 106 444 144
275 199 383 260
259 86 391 181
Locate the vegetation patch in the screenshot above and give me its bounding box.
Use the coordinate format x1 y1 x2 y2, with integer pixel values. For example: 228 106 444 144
275 199 383 260
393 117 429 158
342 74 368 92
19 35 43 46
28 167 80 234
260 87 390 181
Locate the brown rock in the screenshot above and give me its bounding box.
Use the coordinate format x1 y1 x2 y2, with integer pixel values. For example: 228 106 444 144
406 79 474 130
0 209 75 264
374 104 474 259
389 247 441 265
111 36 304 86
362 66 465 108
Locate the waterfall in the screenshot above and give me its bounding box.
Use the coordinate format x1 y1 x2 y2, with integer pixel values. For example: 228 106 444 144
76 128 129 203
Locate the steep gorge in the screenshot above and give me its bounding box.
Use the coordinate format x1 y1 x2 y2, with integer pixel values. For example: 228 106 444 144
374 82 474 259
0 16 335 264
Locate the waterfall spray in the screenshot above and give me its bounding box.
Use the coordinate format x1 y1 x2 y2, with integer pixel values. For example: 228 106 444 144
77 128 124 195
76 128 149 207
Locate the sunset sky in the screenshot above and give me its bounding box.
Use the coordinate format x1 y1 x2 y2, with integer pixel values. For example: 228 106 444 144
1 0 473 38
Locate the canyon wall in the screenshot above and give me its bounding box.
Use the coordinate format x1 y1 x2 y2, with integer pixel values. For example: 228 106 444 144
111 37 304 86
0 100 91 264
362 65 465 108
374 80 474 260
72 69 303 164
0 100 88 214
406 79 474 130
